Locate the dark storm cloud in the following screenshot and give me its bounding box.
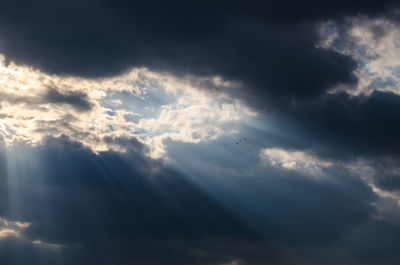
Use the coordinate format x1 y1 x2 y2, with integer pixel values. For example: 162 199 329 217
375 174 400 191
2 136 399 265
0 0 397 102
277 91 400 159
367 157 400 192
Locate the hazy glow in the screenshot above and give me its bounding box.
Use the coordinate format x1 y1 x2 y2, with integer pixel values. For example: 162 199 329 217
32 240 64 249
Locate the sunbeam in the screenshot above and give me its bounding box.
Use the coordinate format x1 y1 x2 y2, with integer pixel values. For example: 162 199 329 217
1 2 400 265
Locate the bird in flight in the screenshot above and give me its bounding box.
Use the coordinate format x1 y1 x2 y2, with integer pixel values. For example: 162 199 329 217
236 137 247 144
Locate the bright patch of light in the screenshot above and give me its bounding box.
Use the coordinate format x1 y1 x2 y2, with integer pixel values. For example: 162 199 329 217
0 54 256 158
0 217 30 239
260 148 332 177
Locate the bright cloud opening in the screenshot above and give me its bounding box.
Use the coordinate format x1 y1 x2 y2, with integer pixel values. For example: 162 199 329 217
0 54 256 158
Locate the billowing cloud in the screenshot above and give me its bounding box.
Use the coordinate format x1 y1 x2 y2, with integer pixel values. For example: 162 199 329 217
0 56 254 157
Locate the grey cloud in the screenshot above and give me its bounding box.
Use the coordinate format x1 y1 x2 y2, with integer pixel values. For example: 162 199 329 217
43 88 93 111
0 136 396 265
0 88 92 112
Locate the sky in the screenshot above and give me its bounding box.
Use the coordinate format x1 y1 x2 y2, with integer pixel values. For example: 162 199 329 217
1 1 400 264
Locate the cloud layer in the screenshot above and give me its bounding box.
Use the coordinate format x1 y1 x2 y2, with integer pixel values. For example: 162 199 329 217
1 1 400 265
0 57 254 157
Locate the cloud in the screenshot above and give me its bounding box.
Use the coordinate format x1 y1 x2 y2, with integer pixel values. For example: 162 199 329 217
0 2 398 162
319 17 400 96
280 91 400 158
1 2 400 265
0 217 30 239
0 58 253 157
43 88 93 111
1 136 395 265
260 148 333 176
0 2 399 161
0 0 369 106
259 145 400 227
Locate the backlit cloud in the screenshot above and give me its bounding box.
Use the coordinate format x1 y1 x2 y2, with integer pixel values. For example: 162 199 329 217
319 17 400 96
0 55 255 158
260 148 333 177
0 217 29 239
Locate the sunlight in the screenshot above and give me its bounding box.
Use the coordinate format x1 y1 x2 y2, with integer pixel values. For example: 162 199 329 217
0 54 254 158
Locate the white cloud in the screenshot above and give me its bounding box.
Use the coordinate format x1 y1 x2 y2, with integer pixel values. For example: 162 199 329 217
260 148 332 177
0 54 256 158
318 18 400 96
0 217 64 249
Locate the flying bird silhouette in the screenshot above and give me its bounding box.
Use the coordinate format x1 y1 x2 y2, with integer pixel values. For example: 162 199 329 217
236 137 247 145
